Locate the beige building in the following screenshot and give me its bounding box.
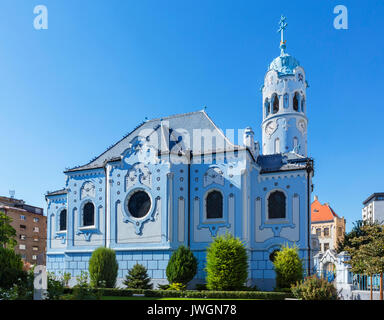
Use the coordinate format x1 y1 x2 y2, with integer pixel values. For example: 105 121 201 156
0 196 46 265
311 196 346 253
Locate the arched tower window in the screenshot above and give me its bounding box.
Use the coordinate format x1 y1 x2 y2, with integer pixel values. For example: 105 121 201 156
272 94 279 114
274 138 280 154
206 190 223 219
293 92 299 111
83 202 95 227
59 209 67 231
283 93 289 109
264 98 270 117
268 191 286 219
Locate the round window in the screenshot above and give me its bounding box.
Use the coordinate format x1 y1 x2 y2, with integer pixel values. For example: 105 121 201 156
269 249 280 262
128 190 151 218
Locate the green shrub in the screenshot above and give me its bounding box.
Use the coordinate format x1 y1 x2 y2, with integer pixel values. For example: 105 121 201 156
291 275 338 300
88 247 118 288
123 263 153 289
143 289 291 300
167 282 186 291
72 271 100 300
62 272 72 288
0 247 25 290
60 287 292 300
46 272 65 300
272 244 303 290
195 283 207 291
157 283 170 290
205 233 248 291
166 245 197 286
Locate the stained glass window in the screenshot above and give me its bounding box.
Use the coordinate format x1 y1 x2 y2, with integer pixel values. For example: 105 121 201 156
272 95 279 114
128 191 151 218
59 209 67 231
268 191 286 219
293 92 299 111
83 202 95 226
206 190 223 219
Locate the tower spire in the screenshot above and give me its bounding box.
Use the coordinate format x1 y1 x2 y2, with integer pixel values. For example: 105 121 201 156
277 15 288 54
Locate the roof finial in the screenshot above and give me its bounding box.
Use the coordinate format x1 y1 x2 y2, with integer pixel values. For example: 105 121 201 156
277 15 288 54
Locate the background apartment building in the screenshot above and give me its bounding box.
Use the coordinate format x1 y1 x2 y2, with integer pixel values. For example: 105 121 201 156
0 195 46 265
311 196 346 253
362 192 384 224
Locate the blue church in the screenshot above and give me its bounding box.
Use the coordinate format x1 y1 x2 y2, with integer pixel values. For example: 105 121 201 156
45 18 314 290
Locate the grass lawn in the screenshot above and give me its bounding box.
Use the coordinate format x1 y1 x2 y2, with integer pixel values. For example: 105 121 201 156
101 296 261 300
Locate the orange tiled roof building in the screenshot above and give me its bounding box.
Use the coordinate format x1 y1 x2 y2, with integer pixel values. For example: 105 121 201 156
311 196 346 253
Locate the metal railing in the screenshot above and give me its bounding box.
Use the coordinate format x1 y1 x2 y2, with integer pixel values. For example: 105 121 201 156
352 274 381 291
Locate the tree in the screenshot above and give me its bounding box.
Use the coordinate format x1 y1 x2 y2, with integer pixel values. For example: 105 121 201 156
88 247 118 288
272 243 304 290
0 210 17 248
336 220 367 253
0 247 25 290
124 263 153 289
205 233 248 291
166 245 197 286
345 223 384 300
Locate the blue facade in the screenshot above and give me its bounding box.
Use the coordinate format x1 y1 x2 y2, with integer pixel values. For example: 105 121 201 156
46 29 314 291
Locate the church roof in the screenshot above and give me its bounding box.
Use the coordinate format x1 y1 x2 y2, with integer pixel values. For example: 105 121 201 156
65 110 238 172
311 199 340 222
257 153 309 173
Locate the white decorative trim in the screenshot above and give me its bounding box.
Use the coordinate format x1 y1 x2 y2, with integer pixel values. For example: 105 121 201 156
203 166 224 187
81 181 95 200
178 197 185 242
125 163 152 190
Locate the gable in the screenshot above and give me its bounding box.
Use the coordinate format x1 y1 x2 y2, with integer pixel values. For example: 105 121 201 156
66 110 238 172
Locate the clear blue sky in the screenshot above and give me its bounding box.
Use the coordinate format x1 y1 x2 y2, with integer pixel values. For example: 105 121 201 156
0 1 383 232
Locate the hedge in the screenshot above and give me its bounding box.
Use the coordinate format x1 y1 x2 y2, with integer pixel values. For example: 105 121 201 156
62 288 292 300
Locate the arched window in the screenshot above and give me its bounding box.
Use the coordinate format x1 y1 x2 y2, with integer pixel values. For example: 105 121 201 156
274 138 280 154
268 191 286 219
293 92 299 111
283 93 289 109
83 202 95 227
59 209 67 231
272 94 279 114
269 249 280 262
206 190 223 219
264 99 270 117
301 97 305 112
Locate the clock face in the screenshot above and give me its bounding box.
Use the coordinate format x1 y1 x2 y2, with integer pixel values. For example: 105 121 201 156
297 119 307 134
265 121 277 136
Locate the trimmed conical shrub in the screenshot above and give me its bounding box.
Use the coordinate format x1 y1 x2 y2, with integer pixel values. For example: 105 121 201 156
206 233 248 291
166 245 197 285
88 247 118 288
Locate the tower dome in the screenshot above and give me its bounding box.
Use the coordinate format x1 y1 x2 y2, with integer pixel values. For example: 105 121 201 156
268 52 300 76
261 16 309 157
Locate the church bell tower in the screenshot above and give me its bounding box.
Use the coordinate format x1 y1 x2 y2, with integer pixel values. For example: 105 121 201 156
261 16 309 157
